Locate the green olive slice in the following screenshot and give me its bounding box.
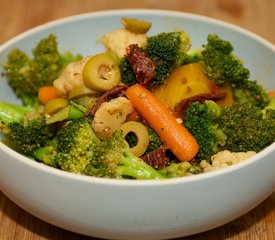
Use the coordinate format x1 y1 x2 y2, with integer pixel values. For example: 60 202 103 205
75 96 98 109
46 106 70 124
121 17 152 34
119 121 149 157
83 53 121 92
44 98 68 115
68 85 100 100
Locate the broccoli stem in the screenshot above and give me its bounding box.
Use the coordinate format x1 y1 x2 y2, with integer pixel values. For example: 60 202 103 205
68 101 86 119
0 102 33 124
117 150 166 179
32 145 57 167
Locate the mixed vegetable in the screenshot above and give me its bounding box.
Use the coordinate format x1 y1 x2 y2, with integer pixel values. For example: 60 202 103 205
1 18 275 180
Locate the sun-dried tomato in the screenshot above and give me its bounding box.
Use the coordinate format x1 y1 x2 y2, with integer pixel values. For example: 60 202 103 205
141 147 170 169
126 44 156 88
85 85 128 117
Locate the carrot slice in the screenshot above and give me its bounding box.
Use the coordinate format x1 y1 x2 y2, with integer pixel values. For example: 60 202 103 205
125 84 199 161
126 108 142 122
38 86 60 105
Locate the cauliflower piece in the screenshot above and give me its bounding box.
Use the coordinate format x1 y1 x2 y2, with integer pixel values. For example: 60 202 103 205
101 29 147 58
200 150 256 173
53 56 91 95
92 97 133 139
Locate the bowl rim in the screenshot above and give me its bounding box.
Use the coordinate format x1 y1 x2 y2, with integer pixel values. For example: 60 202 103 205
1 9 274 50
1 9 275 187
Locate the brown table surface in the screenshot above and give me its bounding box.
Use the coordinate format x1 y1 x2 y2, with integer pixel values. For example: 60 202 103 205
0 0 275 239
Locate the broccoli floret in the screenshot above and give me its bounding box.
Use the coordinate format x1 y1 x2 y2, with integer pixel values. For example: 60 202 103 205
4 117 53 154
0 102 55 155
119 57 137 86
146 127 163 154
220 101 275 152
3 49 38 105
3 49 30 94
31 140 58 167
84 130 166 179
201 34 250 86
120 30 191 87
232 80 270 108
151 57 175 87
159 161 202 178
4 34 82 105
184 100 227 161
0 101 93 169
201 34 269 107
146 30 191 86
55 117 100 173
146 30 191 64
29 34 63 90
183 97 275 160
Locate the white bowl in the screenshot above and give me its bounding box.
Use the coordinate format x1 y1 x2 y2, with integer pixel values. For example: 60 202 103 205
0 9 274 240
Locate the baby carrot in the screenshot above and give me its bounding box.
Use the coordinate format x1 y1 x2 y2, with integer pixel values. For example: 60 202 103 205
125 84 199 161
38 86 60 105
268 90 275 99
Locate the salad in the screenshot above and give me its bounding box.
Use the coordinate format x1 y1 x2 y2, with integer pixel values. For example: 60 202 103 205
0 17 274 180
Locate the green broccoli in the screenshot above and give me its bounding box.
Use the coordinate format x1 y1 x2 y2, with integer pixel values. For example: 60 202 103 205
200 34 269 107
146 30 191 64
120 30 191 87
196 34 275 152
119 57 137 86
183 97 275 161
55 117 100 173
29 34 63 89
183 100 227 161
146 30 191 86
220 99 275 152
201 34 249 86
0 105 105 171
3 49 37 106
4 34 82 105
0 102 56 157
84 130 166 179
232 80 270 108
145 127 163 154
159 161 202 178
31 139 58 167
0 102 33 124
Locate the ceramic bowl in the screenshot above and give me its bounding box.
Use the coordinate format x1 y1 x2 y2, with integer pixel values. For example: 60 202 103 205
0 9 274 240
